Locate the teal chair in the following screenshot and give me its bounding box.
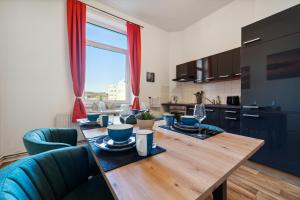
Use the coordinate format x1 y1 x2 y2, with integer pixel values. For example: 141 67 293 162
0 146 114 200
23 128 78 155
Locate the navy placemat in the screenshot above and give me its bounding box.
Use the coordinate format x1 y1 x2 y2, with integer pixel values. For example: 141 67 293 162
159 125 222 140
89 135 166 172
80 123 102 130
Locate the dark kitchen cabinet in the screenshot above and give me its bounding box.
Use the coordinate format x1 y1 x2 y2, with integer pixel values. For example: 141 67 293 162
176 63 186 78
242 4 300 47
218 50 232 78
232 48 241 76
204 56 218 81
203 107 220 126
173 61 197 82
220 108 240 134
240 4 300 176
202 48 240 82
186 106 194 115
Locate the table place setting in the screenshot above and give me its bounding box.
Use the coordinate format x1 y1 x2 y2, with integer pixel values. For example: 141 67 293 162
79 114 110 130
160 104 224 140
85 123 166 172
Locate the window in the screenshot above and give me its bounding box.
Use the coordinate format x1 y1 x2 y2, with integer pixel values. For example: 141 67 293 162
84 22 129 103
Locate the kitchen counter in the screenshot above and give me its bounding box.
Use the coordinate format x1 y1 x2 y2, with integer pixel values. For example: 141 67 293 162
161 103 241 109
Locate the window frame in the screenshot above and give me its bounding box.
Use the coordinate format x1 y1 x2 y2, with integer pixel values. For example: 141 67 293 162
85 21 130 105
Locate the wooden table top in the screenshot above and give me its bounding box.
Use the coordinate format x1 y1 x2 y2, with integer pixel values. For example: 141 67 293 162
81 121 264 200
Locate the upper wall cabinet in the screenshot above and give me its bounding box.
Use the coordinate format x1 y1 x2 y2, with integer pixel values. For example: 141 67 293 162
173 60 197 82
232 48 241 76
173 47 240 83
242 4 300 47
200 47 240 83
218 50 233 78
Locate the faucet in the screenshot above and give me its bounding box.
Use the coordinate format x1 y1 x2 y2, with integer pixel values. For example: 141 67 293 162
205 97 216 104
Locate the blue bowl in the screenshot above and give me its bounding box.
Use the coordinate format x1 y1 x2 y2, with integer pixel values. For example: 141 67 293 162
87 114 100 122
180 115 198 126
107 124 133 142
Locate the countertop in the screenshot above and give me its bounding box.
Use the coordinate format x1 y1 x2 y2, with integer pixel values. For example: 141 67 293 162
161 103 241 109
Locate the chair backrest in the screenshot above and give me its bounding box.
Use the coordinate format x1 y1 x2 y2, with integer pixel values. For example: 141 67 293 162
23 128 57 143
0 146 90 200
23 128 77 155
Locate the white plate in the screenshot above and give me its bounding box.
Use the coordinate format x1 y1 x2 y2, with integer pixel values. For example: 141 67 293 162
94 141 136 152
103 136 135 147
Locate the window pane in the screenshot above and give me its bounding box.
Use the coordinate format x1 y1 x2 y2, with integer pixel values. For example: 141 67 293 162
86 23 127 49
85 46 127 101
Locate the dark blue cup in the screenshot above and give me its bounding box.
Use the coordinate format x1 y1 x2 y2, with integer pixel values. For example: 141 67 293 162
87 114 100 122
180 115 198 126
97 115 109 127
132 109 139 115
164 114 175 126
107 124 133 142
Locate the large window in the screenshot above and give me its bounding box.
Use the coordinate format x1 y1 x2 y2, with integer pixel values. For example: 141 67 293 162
85 23 129 103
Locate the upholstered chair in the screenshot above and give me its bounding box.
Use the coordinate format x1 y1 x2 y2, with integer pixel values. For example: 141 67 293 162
0 146 113 200
23 128 78 155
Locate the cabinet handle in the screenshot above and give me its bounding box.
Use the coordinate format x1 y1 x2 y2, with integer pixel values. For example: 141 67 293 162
219 75 230 78
242 114 260 118
205 109 214 112
225 117 237 120
206 77 215 80
235 73 241 76
225 110 237 113
180 73 187 76
188 108 194 110
243 37 261 45
242 105 259 109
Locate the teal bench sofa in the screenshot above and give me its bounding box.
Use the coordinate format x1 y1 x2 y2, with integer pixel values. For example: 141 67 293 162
23 128 78 155
0 146 113 200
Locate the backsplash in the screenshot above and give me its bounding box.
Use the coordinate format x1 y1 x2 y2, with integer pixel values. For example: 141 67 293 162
169 79 241 104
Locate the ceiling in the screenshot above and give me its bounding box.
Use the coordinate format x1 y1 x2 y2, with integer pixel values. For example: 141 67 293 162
95 0 234 31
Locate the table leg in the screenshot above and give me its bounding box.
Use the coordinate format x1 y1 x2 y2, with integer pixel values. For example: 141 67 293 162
212 180 227 200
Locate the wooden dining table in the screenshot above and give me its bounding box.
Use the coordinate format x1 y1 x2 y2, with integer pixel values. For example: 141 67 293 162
80 120 264 200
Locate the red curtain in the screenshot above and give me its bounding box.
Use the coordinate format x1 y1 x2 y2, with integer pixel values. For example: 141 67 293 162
127 22 141 110
67 0 87 122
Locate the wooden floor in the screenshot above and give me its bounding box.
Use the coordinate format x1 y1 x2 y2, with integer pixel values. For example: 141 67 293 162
1 160 300 200
0 161 12 169
206 161 300 200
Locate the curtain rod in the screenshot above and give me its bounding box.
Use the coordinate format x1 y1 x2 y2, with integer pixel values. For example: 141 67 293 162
85 4 144 28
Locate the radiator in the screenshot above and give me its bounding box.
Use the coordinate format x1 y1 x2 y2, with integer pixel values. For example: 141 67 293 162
54 114 84 141
55 114 78 129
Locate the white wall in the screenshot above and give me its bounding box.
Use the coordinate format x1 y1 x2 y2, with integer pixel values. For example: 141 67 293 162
0 0 169 156
168 0 300 104
0 0 74 156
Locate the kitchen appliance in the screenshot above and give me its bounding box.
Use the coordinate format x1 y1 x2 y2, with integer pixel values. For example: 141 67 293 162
226 96 240 105
240 4 300 176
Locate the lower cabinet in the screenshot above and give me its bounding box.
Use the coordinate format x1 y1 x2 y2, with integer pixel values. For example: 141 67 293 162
202 107 240 134
220 108 240 134
174 104 241 134
203 107 221 127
